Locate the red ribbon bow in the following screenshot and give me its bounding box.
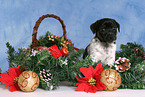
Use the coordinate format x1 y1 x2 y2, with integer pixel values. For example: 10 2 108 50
38 45 80 58
38 45 62 58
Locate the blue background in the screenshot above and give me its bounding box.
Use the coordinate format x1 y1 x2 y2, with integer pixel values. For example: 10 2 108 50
0 0 145 72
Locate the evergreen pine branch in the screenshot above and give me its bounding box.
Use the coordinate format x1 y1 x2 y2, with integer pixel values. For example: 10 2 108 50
116 42 145 89
6 42 16 66
6 31 145 90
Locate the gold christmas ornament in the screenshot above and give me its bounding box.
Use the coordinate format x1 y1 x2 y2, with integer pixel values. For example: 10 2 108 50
100 69 121 91
18 71 39 92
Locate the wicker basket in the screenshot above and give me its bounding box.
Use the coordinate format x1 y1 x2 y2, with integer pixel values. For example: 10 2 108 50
32 14 69 49
5 14 82 91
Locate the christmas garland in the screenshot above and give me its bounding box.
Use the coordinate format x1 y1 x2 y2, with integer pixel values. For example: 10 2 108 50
2 31 145 93
1 14 145 93
115 42 145 89
4 31 85 92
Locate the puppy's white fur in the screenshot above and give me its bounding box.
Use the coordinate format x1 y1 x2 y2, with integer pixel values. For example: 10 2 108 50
87 37 116 66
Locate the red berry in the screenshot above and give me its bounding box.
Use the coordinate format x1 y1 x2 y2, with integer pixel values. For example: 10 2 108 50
60 48 69 57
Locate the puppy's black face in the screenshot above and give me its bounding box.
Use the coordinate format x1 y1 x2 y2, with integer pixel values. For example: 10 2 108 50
90 18 120 43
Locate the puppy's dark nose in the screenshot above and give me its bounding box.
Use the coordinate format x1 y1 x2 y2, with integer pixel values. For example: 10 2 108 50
105 33 116 42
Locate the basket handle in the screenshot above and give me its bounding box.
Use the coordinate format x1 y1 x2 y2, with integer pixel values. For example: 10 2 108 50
32 14 67 49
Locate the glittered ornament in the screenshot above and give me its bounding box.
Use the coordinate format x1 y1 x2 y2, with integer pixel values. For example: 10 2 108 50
18 71 39 92
60 48 69 57
100 69 121 91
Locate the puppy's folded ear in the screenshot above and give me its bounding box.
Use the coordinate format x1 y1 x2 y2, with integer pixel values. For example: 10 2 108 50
115 21 120 32
90 22 95 34
90 21 100 34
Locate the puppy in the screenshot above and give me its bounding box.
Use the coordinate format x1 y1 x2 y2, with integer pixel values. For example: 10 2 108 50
83 18 120 66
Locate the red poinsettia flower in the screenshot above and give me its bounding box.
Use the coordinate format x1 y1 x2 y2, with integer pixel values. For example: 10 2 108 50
0 65 22 92
75 62 106 93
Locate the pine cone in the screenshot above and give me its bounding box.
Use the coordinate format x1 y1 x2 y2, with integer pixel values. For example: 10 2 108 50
134 47 145 60
115 57 131 72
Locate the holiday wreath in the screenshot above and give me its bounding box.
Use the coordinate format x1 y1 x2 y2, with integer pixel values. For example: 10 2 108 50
0 14 145 93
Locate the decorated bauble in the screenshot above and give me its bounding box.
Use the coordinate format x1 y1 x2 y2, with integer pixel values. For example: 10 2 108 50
100 69 121 91
18 71 39 92
60 48 69 56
